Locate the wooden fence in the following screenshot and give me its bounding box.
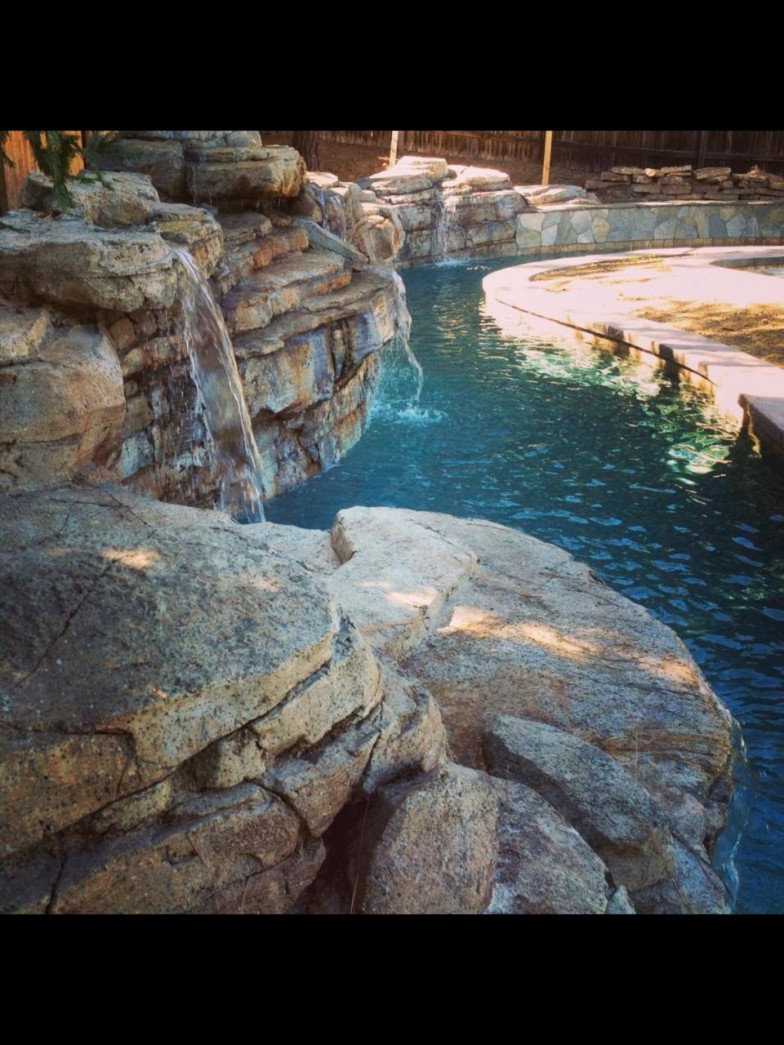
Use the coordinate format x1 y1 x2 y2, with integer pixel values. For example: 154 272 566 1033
5 132 783 214
310 130 784 176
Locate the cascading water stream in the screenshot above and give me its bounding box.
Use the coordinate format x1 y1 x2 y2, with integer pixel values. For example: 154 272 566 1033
431 194 449 263
370 269 439 426
175 249 266 523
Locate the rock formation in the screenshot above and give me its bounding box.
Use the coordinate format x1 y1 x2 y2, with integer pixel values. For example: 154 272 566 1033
293 507 734 914
357 155 527 264
0 133 739 913
0 150 409 505
0 491 733 914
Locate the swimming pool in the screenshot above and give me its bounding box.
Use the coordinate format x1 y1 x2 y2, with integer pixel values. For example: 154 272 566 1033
267 257 784 914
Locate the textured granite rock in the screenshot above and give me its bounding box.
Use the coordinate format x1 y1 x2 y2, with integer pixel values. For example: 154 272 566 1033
355 763 498 914
0 210 178 311
0 312 125 484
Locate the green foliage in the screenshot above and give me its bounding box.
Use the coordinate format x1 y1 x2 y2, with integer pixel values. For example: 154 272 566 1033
0 130 120 210
24 131 83 209
81 130 120 169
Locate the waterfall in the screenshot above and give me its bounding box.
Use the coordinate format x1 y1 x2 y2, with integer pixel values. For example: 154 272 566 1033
431 195 449 263
175 249 266 524
390 269 422 400
370 269 441 424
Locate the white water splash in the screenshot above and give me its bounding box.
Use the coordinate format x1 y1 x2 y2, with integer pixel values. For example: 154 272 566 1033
176 249 266 523
370 269 444 424
370 332 446 426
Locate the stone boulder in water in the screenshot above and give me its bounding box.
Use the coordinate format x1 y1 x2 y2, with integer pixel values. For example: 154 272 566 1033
0 490 735 913
286 507 734 914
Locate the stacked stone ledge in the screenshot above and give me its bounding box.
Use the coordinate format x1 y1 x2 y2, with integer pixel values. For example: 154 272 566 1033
586 164 784 203
356 155 526 264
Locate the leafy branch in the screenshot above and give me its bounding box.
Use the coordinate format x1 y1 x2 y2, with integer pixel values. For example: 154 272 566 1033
0 130 120 210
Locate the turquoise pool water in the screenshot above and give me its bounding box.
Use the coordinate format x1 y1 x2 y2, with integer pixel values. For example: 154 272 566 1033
267 258 784 914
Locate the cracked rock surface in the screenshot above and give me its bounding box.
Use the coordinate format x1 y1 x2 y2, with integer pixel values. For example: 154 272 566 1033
0 486 445 913
290 507 734 914
0 491 735 914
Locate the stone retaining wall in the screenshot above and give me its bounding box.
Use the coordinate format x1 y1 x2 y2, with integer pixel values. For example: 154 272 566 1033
587 165 784 203
310 154 784 267
514 199 784 257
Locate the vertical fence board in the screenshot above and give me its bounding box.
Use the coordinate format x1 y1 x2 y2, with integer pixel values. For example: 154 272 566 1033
1 131 85 214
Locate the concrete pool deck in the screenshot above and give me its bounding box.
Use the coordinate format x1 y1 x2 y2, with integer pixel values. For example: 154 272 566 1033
483 245 784 466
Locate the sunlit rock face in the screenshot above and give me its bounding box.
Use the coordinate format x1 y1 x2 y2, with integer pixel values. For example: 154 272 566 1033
0 489 733 914
309 507 734 914
0 487 445 914
356 156 525 265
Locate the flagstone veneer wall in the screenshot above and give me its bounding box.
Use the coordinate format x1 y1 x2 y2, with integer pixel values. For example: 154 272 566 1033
514 199 784 257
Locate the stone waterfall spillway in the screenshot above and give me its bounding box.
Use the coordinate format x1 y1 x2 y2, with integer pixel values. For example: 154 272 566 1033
176 249 266 523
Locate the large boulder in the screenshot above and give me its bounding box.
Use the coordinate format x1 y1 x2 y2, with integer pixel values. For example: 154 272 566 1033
0 210 179 311
185 146 306 203
359 156 450 198
0 486 340 857
21 170 160 228
89 139 188 200
0 488 452 914
314 507 734 911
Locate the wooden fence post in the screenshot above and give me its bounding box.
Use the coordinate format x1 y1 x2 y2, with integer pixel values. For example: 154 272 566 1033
541 130 553 186
696 130 707 168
